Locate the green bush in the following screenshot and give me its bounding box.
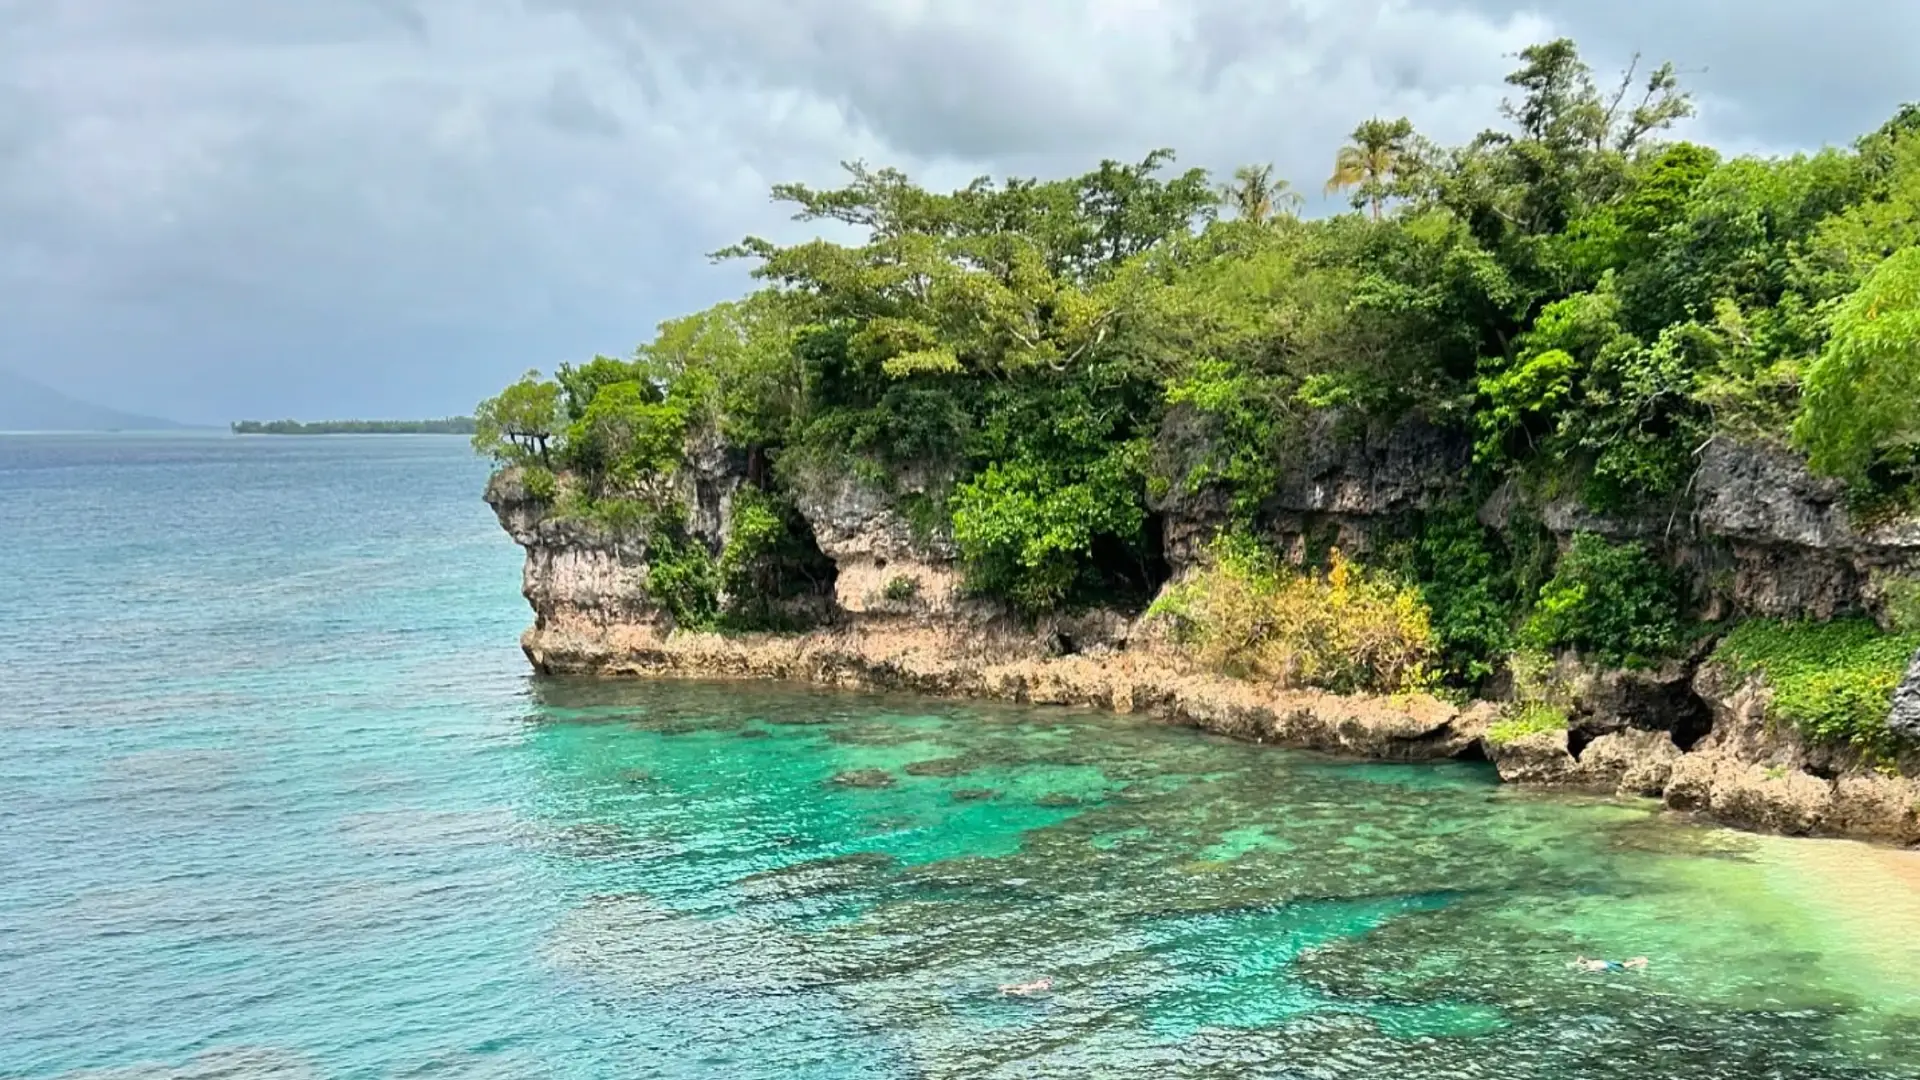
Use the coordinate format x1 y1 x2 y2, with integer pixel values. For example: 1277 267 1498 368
1486 648 1573 747
716 487 832 630
1522 533 1684 666
645 523 721 632
1409 504 1516 684
949 451 1148 616
520 464 558 501
1714 619 1920 757
883 575 920 603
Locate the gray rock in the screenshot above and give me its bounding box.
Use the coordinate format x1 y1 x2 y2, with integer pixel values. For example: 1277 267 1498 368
1891 648 1920 742
1264 410 1470 517
790 466 955 563
1693 438 1856 550
1692 439 1920 619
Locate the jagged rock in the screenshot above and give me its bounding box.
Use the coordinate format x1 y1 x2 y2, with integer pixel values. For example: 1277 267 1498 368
484 468 663 635
1891 648 1920 742
1577 729 1683 797
1487 730 1583 786
1564 658 1709 748
1265 411 1471 517
1694 439 1859 551
680 427 748 551
1146 404 1235 570
1694 439 1920 619
1151 408 1469 571
790 465 964 616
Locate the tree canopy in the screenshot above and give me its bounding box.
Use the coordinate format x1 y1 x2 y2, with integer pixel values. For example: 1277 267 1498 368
476 35 1920 666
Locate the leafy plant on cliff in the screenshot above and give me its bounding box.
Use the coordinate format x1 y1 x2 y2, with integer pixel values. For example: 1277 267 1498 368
1522 532 1684 667
1793 245 1920 498
1408 503 1518 684
1148 535 1436 694
716 487 833 630
643 512 721 632
1486 648 1573 747
473 371 565 465
1714 619 1920 757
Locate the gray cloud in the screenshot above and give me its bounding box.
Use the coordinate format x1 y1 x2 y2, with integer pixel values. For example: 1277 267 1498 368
0 0 1911 424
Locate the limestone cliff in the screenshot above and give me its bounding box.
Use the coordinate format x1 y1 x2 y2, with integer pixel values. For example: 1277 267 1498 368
487 426 1920 845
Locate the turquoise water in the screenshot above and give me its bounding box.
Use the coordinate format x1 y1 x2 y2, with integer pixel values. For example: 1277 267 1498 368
5 434 1920 1079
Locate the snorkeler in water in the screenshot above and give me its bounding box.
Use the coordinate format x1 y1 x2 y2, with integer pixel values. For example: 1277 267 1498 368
999 977 1054 996
1574 955 1649 972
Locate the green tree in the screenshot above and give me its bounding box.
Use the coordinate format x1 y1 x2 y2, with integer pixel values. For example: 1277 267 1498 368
1219 164 1301 223
564 380 691 500
1326 117 1417 220
1794 245 1920 487
472 371 564 464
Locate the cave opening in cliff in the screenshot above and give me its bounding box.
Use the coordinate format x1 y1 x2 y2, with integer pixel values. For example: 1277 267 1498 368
1089 513 1173 612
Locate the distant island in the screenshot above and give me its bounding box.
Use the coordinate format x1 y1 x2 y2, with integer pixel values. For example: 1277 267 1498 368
230 418 477 435
1 368 193 432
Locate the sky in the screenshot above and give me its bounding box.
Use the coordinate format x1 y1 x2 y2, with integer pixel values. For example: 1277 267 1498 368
1 1 1915 425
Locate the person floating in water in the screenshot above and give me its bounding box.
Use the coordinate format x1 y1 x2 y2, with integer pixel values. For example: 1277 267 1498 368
999 976 1053 996
1574 955 1649 973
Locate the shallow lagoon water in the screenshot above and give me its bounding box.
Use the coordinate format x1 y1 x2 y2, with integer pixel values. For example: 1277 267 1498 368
4 434 1920 1079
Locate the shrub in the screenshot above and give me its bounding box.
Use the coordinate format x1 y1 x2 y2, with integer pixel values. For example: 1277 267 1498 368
883 575 920 602
1714 619 1920 757
645 526 721 631
1410 504 1517 684
1488 704 1570 747
716 487 833 630
1486 648 1573 746
949 451 1148 616
520 464 558 501
1522 532 1684 667
1147 536 1436 694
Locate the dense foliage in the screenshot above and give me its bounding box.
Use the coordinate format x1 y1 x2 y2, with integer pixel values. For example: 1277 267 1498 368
477 38 1920 696
1147 536 1435 694
1715 620 1920 759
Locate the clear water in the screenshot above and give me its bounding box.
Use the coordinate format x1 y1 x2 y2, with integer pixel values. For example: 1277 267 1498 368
5 434 1920 1079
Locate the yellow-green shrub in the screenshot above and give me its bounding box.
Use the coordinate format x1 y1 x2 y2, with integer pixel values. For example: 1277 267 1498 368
1148 536 1436 694
1486 648 1573 746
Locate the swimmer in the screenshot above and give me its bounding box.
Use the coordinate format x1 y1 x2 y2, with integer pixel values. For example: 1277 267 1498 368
999 977 1053 996
1573 955 1650 972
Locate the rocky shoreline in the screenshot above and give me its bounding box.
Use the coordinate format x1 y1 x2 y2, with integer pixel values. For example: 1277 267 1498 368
488 426 1920 846
515 613 1920 846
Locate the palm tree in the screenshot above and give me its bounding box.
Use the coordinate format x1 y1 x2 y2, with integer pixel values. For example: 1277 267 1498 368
1219 164 1304 224
1325 117 1416 221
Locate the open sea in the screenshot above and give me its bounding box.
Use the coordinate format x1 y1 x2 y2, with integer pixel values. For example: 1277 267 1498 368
5 432 1920 1079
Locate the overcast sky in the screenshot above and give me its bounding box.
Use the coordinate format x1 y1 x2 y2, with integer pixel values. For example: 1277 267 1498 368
2 1 1914 424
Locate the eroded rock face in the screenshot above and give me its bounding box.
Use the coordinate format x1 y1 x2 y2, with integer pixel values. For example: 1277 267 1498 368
1891 649 1920 742
1694 440 1920 620
485 469 664 633
1488 730 1584 786
1664 662 1920 844
1149 409 1471 571
680 428 747 552
1562 658 1710 749
789 466 965 617
1266 411 1472 517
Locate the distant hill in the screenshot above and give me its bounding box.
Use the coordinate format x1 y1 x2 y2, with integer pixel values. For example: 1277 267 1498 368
231 417 476 435
0 369 192 432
